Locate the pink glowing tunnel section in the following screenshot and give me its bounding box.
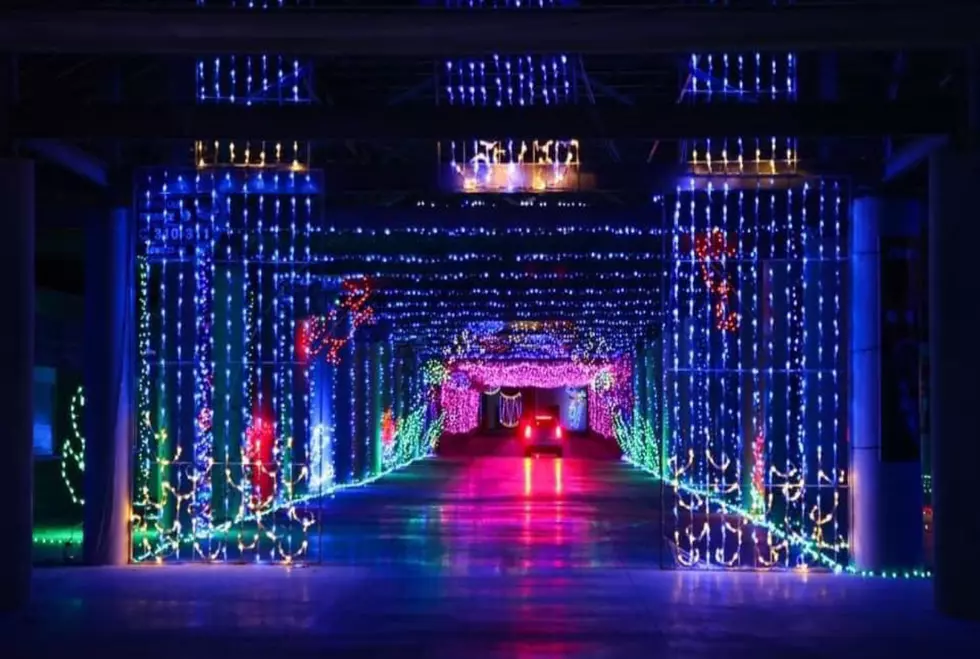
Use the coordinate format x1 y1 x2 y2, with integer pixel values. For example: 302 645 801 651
439 359 631 437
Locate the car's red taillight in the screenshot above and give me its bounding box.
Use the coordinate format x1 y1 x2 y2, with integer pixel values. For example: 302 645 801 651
555 425 563 440
524 424 532 440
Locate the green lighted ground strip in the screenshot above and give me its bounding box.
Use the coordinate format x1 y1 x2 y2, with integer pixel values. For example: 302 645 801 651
35 454 929 579
131 451 435 562
33 525 83 546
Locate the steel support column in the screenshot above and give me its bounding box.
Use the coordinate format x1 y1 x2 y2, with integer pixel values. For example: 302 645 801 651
82 206 135 566
849 197 924 574
929 145 980 620
0 158 35 611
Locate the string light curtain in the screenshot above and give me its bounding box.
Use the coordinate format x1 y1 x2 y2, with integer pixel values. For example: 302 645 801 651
442 384 482 434
564 387 587 431
685 0 798 176
663 179 847 570
135 168 442 564
499 391 523 428
587 360 631 439
129 0 344 564
441 0 579 193
436 360 628 435
135 169 323 563
654 0 848 572
194 0 314 169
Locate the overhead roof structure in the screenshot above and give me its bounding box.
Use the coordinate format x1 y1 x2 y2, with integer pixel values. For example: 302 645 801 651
10 1 970 354
2 3 979 54
6 101 953 140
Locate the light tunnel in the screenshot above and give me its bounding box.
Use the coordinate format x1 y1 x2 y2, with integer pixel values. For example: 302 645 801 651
117 171 850 571
26 0 931 584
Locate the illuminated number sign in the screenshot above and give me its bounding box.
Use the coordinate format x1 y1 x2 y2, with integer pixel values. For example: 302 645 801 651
140 198 216 258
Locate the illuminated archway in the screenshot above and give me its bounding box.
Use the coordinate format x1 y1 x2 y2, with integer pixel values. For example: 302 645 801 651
440 359 631 437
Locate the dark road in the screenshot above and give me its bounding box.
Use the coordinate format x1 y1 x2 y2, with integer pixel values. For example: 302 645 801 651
12 437 979 658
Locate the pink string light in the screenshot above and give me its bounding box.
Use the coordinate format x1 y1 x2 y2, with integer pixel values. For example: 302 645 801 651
456 360 601 389
441 385 481 434
440 359 632 436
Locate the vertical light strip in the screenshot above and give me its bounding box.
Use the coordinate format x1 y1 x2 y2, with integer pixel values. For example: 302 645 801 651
701 183 713 565
833 181 843 552
363 343 371 480
670 187 681 559
750 186 762 519
688 180 698 563
271 198 281 507
240 194 252 529
816 180 826 557
349 340 356 484
765 190 775 566
172 177 185 561
799 183 810 561
256 191 265 519
303 197 313 495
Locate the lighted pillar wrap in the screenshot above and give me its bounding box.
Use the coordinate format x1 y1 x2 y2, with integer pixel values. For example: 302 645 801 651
634 339 647 420
353 338 368 480
83 206 135 566
393 345 405 420
310 357 334 493
371 341 383 475
643 340 656 425
849 197 923 573
929 146 980 619
335 335 355 484
0 159 34 611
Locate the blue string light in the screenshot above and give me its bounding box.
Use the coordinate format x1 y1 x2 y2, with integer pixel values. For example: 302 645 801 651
111 0 925 577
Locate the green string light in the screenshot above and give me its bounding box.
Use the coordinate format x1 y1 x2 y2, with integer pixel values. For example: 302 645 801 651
130 404 445 563
60 386 85 506
614 410 661 478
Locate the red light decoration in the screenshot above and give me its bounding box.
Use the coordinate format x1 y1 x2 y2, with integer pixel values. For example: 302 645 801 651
299 276 376 365
381 409 397 446
694 228 740 333
751 429 766 513
245 416 276 507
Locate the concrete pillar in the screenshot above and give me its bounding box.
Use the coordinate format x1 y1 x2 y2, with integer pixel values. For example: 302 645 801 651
929 146 980 619
849 197 924 573
0 159 35 612
82 206 135 565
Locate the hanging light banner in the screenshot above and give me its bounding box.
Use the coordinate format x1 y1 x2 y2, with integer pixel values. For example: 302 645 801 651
442 139 589 193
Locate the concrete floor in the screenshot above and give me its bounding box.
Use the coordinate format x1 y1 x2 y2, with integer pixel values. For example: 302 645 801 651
9 437 978 658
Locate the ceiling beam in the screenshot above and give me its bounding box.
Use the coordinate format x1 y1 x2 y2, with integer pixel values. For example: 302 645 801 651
20 138 108 187
883 135 948 182
8 101 953 140
1 5 978 55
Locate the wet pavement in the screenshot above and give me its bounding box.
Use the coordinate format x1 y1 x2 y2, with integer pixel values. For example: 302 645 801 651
10 437 979 658
309 435 665 569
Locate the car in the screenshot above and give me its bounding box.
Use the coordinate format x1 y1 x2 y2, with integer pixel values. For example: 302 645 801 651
522 413 563 457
